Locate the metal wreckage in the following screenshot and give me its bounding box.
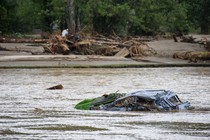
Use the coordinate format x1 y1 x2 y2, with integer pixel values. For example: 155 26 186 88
75 90 192 111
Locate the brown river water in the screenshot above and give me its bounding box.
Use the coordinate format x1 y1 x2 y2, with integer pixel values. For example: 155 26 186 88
0 67 210 140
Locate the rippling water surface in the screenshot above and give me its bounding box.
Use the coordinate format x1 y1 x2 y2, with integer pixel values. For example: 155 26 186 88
0 67 210 140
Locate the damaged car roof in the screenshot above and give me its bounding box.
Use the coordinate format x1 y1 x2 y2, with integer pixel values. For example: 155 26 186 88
117 90 176 101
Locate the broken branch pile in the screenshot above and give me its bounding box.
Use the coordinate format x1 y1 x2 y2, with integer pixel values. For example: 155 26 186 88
43 33 157 57
44 34 70 55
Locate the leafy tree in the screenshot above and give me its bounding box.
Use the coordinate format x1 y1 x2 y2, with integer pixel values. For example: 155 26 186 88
127 0 189 35
16 0 42 32
17 0 66 32
0 0 8 33
0 0 19 33
1 0 209 35
182 0 210 34
76 0 131 35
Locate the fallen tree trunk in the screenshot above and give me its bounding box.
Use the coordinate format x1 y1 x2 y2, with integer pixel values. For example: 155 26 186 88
173 51 210 62
0 37 48 43
187 52 210 62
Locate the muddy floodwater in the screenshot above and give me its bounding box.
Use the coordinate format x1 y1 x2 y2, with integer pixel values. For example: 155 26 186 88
0 67 210 140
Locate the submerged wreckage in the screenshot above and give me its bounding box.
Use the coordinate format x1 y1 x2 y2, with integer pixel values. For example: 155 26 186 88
75 90 191 111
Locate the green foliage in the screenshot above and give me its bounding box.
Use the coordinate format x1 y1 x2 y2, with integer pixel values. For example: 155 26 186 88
165 2 189 34
0 0 18 33
0 0 209 35
16 1 42 32
128 0 165 35
82 0 131 35
127 0 189 35
0 5 8 33
182 0 210 34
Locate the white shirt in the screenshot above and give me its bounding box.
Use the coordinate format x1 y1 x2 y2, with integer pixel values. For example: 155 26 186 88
62 29 68 37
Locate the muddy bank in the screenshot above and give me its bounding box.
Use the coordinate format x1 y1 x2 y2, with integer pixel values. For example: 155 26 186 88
0 39 210 68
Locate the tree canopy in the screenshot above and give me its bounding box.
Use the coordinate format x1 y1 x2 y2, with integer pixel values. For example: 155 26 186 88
0 0 209 35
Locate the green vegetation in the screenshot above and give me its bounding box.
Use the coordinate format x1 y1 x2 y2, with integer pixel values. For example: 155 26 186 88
0 0 210 35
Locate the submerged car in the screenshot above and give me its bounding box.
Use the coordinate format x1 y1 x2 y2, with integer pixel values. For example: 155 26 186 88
75 90 191 111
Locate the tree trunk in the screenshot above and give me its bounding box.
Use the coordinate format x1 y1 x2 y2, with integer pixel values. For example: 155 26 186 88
75 6 81 32
66 0 75 34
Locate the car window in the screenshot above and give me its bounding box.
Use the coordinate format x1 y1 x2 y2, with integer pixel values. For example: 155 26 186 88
169 96 180 105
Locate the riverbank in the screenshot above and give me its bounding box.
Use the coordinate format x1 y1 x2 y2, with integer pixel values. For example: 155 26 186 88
0 39 210 68
0 56 210 68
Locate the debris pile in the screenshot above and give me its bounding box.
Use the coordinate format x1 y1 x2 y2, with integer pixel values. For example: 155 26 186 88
43 32 157 57
44 34 70 55
0 32 156 57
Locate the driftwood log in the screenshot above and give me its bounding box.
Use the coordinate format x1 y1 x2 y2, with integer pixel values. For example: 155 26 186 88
0 37 48 43
173 51 210 62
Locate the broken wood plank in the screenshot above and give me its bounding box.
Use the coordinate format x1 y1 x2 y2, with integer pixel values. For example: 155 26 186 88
115 47 130 57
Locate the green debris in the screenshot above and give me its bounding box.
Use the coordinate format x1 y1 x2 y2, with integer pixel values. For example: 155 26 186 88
75 93 125 110
75 98 94 110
